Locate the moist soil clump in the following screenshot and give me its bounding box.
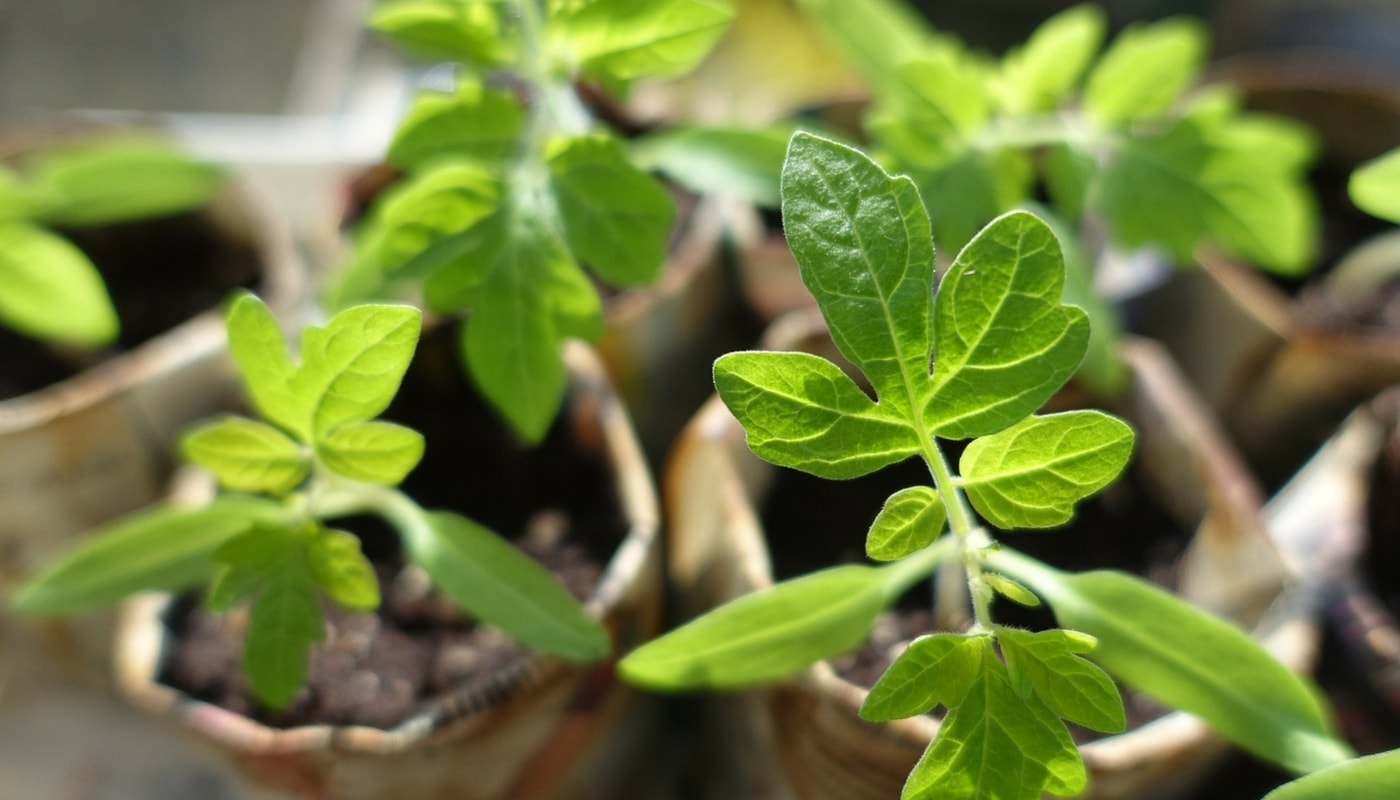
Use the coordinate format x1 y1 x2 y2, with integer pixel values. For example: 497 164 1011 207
0 209 261 400
158 322 629 730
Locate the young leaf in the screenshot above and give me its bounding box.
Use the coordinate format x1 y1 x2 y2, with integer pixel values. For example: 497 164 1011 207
960 411 1134 529
999 4 1105 113
619 564 895 690
398 510 609 662
631 125 788 208
1349 147 1400 224
712 351 918 480
294 304 422 440
902 646 1086 800
1082 17 1207 126
791 0 940 96
181 416 308 494
877 53 991 166
982 574 1040 607
29 140 225 227
11 497 288 614
363 161 500 278
860 633 987 721
226 293 301 434
551 0 734 83
546 134 674 286
316 421 425 486
0 222 117 345
780 132 935 420
1263 750 1400 800
866 486 946 561
369 0 513 65
924 211 1090 439
244 557 325 709
996 627 1125 733
306 527 380 611
387 82 524 169
986 549 1355 775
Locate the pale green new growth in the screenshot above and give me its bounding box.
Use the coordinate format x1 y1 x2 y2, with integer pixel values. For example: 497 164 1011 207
1263 750 1400 800
352 0 733 442
15 293 610 708
619 132 1350 799
1350 147 1400 225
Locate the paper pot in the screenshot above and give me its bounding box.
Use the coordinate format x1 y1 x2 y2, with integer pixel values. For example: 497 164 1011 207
663 307 1325 800
114 340 663 800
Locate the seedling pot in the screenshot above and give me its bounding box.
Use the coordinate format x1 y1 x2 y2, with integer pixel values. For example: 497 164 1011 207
664 308 1322 800
113 339 662 800
0 141 303 675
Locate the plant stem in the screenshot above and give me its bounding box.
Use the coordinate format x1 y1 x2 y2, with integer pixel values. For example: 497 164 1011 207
917 435 996 635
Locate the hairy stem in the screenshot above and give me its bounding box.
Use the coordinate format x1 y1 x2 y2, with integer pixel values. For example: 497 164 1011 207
917 435 995 634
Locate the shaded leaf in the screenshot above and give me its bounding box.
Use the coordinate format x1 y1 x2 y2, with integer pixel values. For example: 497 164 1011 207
181 416 307 494
925 212 1089 439
552 0 733 82
631 125 788 208
962 411 1134 529
866 486 946 561
713 351 918 480
316 421 424 485
307 527 380 611
364 161 500 278
0 222 117 345
997 627 1124 732
1083 17 1207 126
388 82 523 169
860 633 987 721
244 558 324 709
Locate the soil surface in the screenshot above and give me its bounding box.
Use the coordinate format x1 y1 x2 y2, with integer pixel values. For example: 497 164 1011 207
158 322 628 729
0 209 261 400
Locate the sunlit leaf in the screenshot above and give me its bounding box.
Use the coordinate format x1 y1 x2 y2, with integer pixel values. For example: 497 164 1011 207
316 420 424 486
226 293 301 434
181 416 308 494
860 633 986 721
551 0 734 82
866 486 946 561
369 0 514 65
1350 147 1400 225
29 139 224 226
999 5 1105 113
631 125 788 208
388 82 524 169
1083 17 1207 126
997 627 1124 733
0 222 117 345
306 526 380 611
293 304 422 439
1263 750 1400 800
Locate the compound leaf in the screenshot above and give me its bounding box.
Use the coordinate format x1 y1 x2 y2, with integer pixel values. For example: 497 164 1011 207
552 0 733 82
316 420 425 486
925 211 1089 439
181 416 308 494
0 221 117 345
860 633 986 721
997 627 1124 733
781 133 935 418
866 486 946 561
714 351 918 480
547 134 674 286
961 411 1134 529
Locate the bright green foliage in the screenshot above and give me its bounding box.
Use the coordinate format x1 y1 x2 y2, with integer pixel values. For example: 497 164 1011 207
619 134 1346 799
1350 147 1400 224
988 549 1354 775
350 0 732 442
0 140 224 346
631 126 790 208
15 293 610 708
1263 750 1400 800
1082 18 1206 126
997 5 1104 113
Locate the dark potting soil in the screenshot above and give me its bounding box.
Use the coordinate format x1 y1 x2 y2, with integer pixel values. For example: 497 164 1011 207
0 209 261 400
158 322 629 730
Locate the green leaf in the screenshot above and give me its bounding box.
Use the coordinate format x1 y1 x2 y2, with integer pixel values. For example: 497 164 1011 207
866 486 946 561
999 4 1105 113
388 82 524 169
306 527 380 611
791 0 941 96
713 351 918 480
363 161 500 278
181 416 308 495
226 293 301 435
424 205 600 442
1350 147 1400 224
369 0 513 64
398 509 609 661
244 557 324 709
619 564 895 690
983 574 1040 607
925 211 1089 439
11 497 288 614
780 133 935 418
873 53 991 168
0 222 117 345
551 0 734 82
29 140 224 227
293 304 422 440
1083 17 1207 126
1043 144 1097 225
1263 750 1400 800
961 411 1134 529
207 563 264 612
986 549 1356 775
903 646 1086 800
546 134 674 286
631 125 788 208
860 633 987 721
315 420 425 485
996 627 1125 733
